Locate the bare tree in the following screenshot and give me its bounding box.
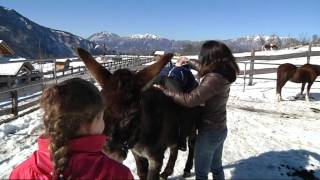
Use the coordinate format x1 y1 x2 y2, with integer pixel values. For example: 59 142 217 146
312 34 319 43
298 33 310 45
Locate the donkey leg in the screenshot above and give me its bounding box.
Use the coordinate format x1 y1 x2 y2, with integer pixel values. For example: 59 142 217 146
300 82 306 95
132 152 148 180
276 78 286 102
147 157 164 180
183 133 196 178
306 82 314 102
160 147 179 179
276 82 287 101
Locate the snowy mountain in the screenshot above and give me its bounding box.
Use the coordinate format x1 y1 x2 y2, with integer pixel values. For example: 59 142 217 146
87 31 121 42
88 32 174 55
0 6 102 59
0 5 302 58
129 33 161 39
89 32 300 55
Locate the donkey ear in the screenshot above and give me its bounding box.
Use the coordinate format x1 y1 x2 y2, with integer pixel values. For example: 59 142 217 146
77 48 112 88
135 53 174 89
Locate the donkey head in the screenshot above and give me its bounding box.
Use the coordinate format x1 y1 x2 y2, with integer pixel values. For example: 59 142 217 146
77 48 173 161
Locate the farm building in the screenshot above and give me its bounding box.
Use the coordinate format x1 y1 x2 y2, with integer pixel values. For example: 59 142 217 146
0 41 42 88
0 40 15 57
55 58 72 71
0 62 42 88
154 50 165 56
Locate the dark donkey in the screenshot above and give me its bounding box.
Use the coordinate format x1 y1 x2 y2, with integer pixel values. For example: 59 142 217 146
77 48 199 180
276 63 320 101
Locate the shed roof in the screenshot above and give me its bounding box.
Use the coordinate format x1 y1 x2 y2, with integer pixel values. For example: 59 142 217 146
55 58 72 63
0 62 34 76
0 40 15 56
154 51 165 56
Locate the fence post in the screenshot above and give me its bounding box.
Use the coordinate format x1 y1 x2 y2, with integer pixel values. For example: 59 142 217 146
243 62 247 92
7 77 12 88
53 59 57 84
307 43 312 64
11 90 18 116
41 61 45 90
27 75 31 84
248 50 255 86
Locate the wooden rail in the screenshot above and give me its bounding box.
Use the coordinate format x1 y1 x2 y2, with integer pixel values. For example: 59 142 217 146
236 51 320 62
2 44 320 119
0 57 153 122
237 43 320 91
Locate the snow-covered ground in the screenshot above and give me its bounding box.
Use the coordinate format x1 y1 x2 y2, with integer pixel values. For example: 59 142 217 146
1 47 320 179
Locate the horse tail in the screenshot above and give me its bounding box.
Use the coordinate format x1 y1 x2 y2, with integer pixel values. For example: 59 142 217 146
276 63 297 95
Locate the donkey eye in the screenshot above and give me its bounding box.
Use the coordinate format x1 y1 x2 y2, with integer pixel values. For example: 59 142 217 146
120 119 130 128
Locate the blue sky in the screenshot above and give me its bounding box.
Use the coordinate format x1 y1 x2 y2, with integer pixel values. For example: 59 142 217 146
1 0 319 40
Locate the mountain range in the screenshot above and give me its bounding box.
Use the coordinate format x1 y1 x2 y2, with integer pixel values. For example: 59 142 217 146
0 6 301 59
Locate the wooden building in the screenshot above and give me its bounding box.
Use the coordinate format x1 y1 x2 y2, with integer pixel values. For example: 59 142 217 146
0 62 42 88
0 40 15 56
55 58 72 71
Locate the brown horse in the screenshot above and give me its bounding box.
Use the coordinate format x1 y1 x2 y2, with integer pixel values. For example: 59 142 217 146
276 63 320 101
77 48 199 180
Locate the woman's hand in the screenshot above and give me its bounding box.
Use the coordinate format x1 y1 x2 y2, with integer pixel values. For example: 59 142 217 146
175 57 189 67
153 84 165 91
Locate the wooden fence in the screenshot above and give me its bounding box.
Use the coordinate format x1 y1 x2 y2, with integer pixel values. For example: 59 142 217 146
0 57 153 123
236 44 320 91
2 44 320 121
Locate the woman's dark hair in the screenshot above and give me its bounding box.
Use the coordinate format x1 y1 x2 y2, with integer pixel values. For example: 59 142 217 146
198 40 239 83
40 78 104 179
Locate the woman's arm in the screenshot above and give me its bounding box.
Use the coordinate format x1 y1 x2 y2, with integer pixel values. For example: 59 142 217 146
188 59 201 71
155 74 223 107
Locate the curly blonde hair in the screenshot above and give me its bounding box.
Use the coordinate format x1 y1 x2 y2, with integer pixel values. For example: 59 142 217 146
40 78 104 179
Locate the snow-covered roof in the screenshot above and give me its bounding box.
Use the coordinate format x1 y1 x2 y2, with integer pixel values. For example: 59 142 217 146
0 57 27 62
55 58 72 63
0 62 33 76
8 57 27 62
154 51 165 56
0 62 24 76
0 40 15 56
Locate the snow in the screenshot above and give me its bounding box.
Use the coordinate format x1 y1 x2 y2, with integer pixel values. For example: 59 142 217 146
154 51 165 55
1 47 320 179
90 32 120 41
234 46 320 58
0 62 24 76
130 33 160 39
3 7 12 11
19 17 32 30
8 58 27 62
185 46 320 60
55 58 72 62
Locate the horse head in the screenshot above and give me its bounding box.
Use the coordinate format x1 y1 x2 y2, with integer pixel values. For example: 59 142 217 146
77 48 173 161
